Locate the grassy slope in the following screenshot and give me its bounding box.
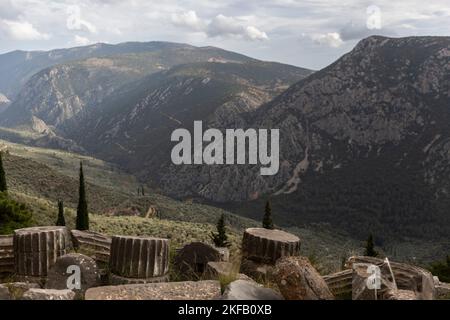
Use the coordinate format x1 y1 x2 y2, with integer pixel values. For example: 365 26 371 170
1 139 362 273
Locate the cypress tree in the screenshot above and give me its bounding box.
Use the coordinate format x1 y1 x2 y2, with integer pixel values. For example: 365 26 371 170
262 199 274 229
0 152 7 193
210 214 230 248
76 162 89 230
56 200 66 226
364 234 378 257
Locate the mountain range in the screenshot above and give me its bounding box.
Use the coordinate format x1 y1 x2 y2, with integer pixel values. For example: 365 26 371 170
0 36 449 258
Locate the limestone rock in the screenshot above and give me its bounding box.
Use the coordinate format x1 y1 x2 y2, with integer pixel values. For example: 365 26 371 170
21 288 75 300
85 280 221 300
241 228 301 264
273 256 334 300
46 253 100 299
109 235 169 279
221 280 284 300
14 226 72 277
2 282 40 300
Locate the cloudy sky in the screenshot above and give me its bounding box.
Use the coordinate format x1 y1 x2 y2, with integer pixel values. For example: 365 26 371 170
0 0 449 69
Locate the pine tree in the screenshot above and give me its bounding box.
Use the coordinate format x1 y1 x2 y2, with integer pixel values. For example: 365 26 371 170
262 199 274 229
141 186 145 196
210 214 230 248
364 234 378 257
56 200 66 226
76 162 89 230
0 152 7 193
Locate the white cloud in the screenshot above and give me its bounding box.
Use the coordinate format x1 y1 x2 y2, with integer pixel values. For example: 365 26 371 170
66 5 97 33
311 32 343 48
171 10 204 31
171 11 268 41
0 19 50 40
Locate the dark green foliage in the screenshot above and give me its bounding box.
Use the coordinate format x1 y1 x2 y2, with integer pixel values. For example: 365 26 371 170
76 162 89 230
429 255 450 283
0 152 7 193
262 199 274 229
0 192 32 235
56 200 65 226
210 214 230 248
364 234 378 257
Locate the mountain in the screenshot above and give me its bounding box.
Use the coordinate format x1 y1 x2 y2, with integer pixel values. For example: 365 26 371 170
220 36 450 246
61 60 312 174
0 41 311 134
0 41 254 100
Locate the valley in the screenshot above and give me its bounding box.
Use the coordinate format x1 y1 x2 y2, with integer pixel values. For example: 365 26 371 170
0 37 449 269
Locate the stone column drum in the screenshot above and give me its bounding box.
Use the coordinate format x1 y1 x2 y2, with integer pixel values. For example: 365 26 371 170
109 235 169 284
241 228 301 264
14 226 72 277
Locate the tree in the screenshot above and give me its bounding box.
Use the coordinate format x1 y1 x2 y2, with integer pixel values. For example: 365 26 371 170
56 200 66 226
364 234 378 257
0 192 32 235
210 214 230 248
262 199 274 229
429 255 450 283
0 152 7 193
76 162 89 230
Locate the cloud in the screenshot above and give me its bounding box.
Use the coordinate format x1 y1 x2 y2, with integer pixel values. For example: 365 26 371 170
311 32 343 48
72 35 92 46
171 10 205 31
0 19 50 40
171 11 268 41
66 5 97 33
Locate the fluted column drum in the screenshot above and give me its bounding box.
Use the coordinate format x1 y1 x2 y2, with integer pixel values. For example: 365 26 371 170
14 226 72 277
241 228 301 264
109 235 169 279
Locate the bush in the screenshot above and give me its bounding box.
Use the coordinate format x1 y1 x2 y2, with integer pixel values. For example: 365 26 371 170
0 192 33 235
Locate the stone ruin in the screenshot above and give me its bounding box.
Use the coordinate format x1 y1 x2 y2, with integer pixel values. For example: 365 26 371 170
240 227 301 281
109 235 170 284
14 226 72 280
1 225 449 300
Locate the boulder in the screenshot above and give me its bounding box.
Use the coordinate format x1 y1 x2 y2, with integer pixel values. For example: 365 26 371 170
241 228 301 264
21 288 75 300
174 242 225 280
85 280 221 300
46 253 100 299
273 256 334 300
221 280 284 300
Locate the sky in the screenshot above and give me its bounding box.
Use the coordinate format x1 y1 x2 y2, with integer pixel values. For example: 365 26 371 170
0 0 449 70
